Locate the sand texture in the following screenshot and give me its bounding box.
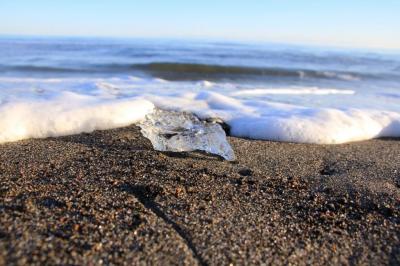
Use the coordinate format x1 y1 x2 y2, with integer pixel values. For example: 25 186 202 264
0 125 399 265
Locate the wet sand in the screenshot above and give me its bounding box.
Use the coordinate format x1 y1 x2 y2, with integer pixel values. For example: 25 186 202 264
0 125 399 265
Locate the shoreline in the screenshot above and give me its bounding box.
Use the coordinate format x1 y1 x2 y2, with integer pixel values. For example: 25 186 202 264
0 124 399 264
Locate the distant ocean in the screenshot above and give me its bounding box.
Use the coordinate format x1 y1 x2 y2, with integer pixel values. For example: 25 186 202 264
0 36 399 144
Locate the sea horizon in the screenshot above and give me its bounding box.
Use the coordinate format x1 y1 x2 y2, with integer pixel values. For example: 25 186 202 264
2 33 400 55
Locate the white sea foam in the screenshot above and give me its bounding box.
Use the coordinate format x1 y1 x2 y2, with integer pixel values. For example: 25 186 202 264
0 91 154 143
0 76 399 144
231 87 355 96
321 71 360 81
147 91 400 144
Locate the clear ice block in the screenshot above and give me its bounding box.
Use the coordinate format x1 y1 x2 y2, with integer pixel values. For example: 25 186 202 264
139 109 235 161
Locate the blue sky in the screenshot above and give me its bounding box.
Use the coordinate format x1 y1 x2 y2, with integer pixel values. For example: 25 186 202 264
0 0 399 49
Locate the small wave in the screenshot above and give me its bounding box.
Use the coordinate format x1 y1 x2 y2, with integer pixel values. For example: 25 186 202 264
135 63 363 81
0 62 365 81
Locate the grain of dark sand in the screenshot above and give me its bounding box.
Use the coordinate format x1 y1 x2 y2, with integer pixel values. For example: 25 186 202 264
0 125 399 265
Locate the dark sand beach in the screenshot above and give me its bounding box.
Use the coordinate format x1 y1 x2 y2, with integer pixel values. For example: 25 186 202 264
0 125 399 265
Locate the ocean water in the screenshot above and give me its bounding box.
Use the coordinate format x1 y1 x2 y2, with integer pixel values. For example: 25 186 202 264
0 36 399 144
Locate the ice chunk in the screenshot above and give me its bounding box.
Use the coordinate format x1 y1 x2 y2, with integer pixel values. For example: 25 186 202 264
139 109 235 161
